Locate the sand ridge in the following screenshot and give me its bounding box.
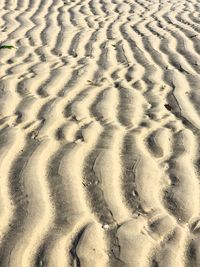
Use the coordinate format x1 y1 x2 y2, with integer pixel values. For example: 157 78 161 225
0 0 200 266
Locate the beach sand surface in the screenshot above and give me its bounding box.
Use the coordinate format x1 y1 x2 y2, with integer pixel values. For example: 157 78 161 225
0 0 200 266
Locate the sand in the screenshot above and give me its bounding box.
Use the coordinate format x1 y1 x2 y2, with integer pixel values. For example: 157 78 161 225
0 0 200 266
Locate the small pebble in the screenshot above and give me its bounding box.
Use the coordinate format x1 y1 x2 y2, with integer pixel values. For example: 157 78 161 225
132 191 136 197
102 224 110 230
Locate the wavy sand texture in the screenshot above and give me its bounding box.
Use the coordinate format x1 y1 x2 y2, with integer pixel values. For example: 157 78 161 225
0 0 200 266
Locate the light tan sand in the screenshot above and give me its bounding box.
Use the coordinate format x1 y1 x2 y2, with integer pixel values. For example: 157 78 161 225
0 0 200 266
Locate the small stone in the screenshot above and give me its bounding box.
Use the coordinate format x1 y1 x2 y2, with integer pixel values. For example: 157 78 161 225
132 191 136 197
102 224 110 230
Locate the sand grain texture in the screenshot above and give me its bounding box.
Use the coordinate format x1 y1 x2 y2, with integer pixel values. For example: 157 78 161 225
0 0 200 266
